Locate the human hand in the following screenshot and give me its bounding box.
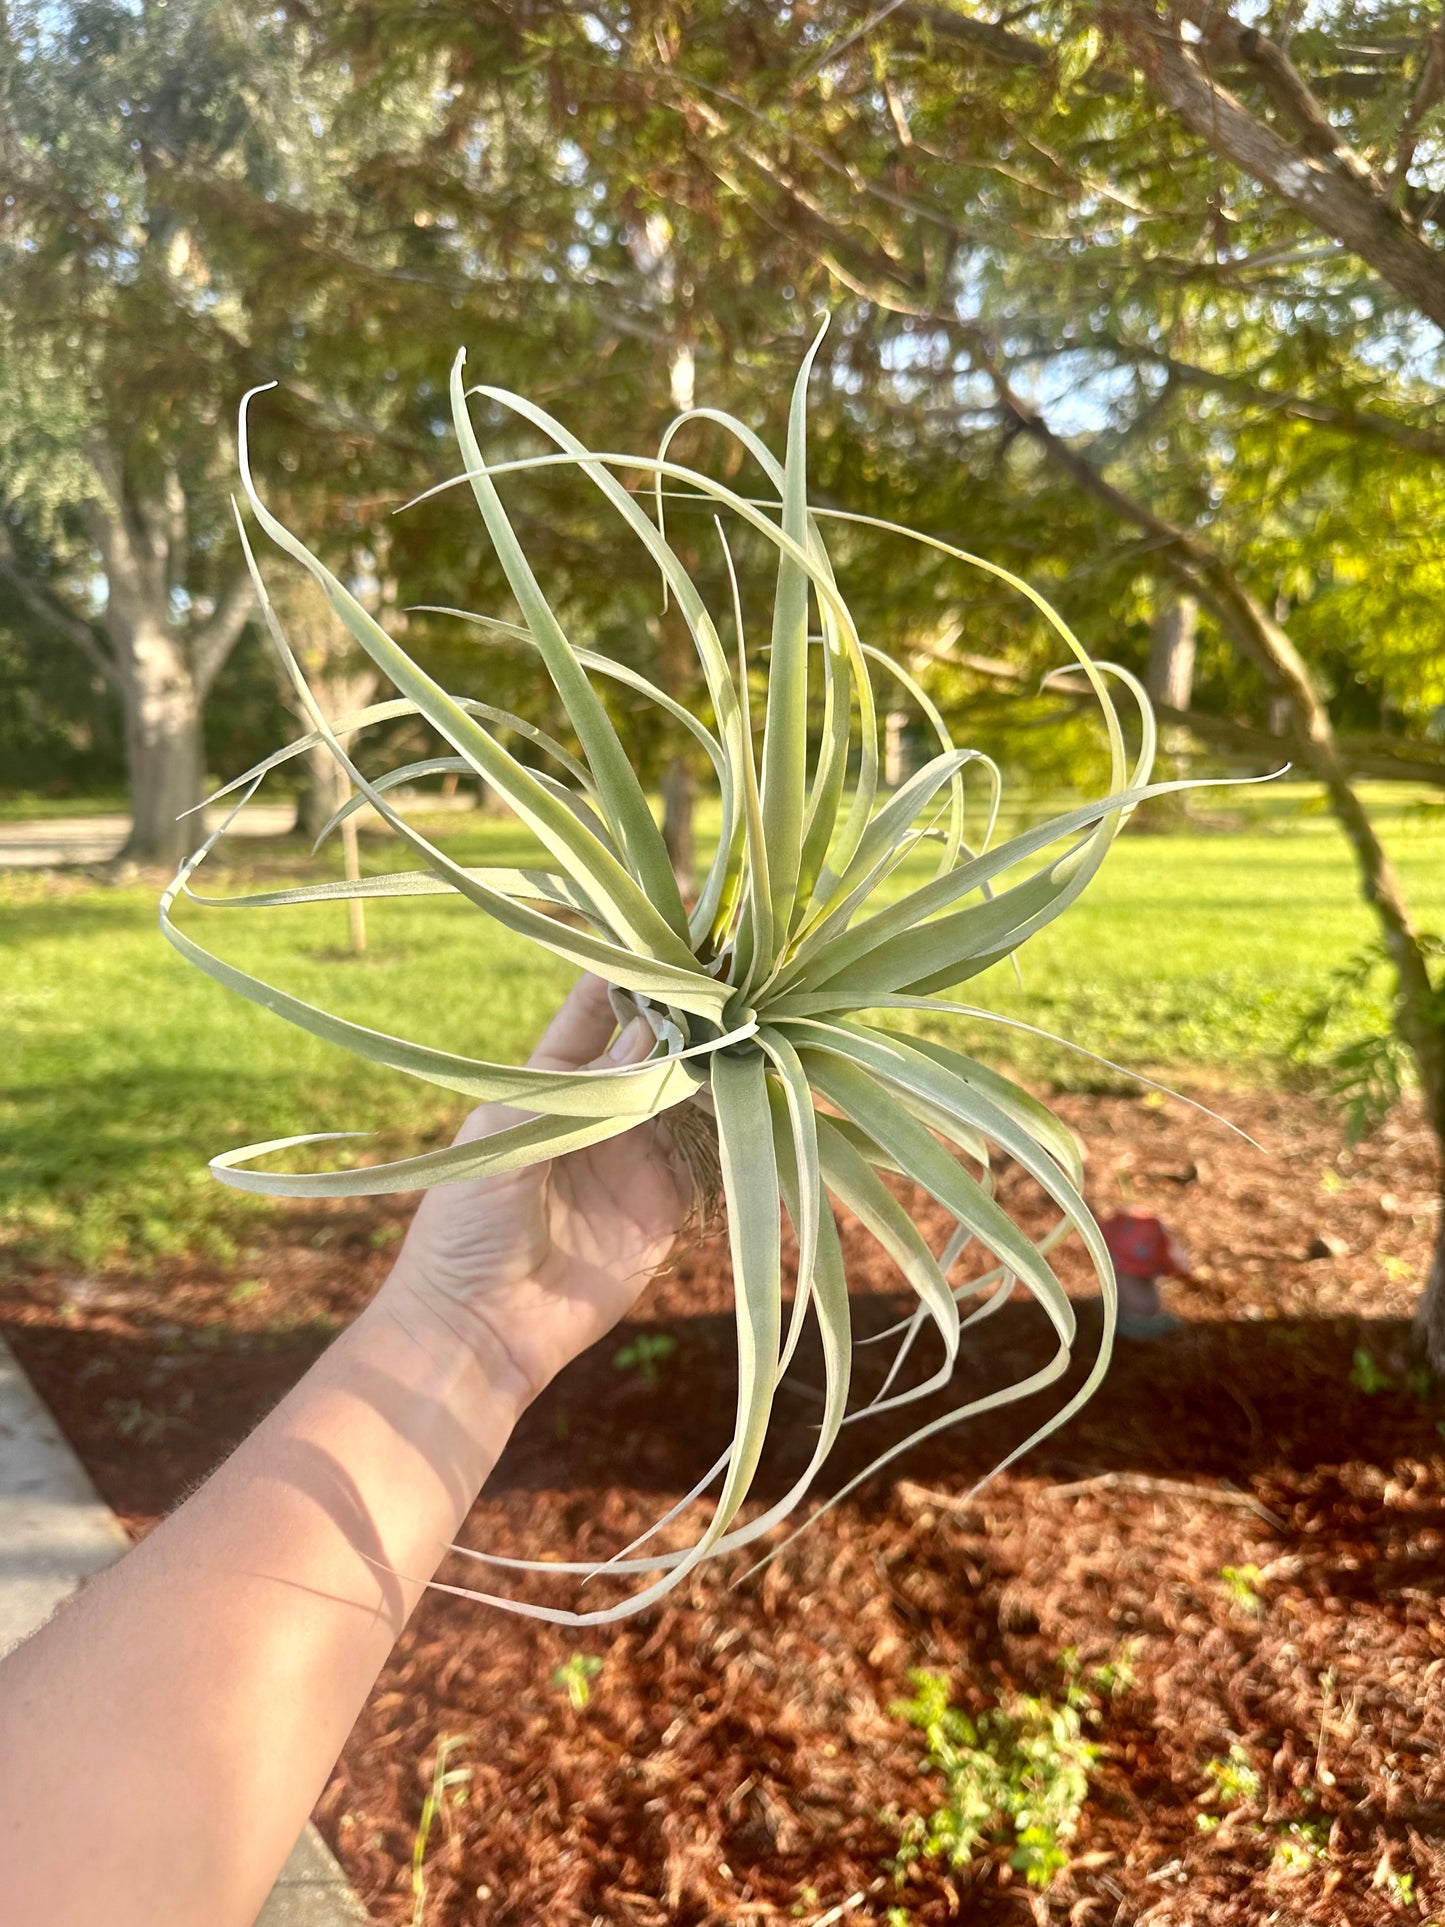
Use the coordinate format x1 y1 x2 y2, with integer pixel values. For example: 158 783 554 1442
381 974 695 1403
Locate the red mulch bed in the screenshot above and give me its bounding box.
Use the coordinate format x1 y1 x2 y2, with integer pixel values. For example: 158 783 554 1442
3 1087 1444 1925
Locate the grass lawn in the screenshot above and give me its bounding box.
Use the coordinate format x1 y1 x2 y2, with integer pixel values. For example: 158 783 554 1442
0 792 131 821
2 781 1441 1271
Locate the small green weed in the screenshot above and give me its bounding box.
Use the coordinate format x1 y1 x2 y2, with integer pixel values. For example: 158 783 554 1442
1063 1639 1141 1702
410 1734 471 1927
612 1332 677 1389
1351 1347 1395 1395
1374 1862 1416 1909
1351 1347 1436 1402
1200 1745 1262 1811
890 1661 1105 1891
225 1278 265 1306
1272 1821 1328 1876
103 1397 183 1444
1220 1564 1265 1614
551 1653 603 1710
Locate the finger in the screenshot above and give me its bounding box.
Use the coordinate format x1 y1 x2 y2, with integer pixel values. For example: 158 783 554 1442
526 971 622 1072
601 1016 656 1068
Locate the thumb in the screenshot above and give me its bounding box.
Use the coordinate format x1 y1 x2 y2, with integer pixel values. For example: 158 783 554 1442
602 1016 656 1067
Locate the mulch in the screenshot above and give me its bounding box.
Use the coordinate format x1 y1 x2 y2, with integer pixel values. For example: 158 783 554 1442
2 1085 1443 1925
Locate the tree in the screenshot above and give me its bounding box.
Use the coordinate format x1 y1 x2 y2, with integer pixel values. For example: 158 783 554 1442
0 0 473 863
335 0 1445 1349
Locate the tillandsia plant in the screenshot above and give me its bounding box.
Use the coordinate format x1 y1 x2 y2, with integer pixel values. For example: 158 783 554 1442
163 321 1223 1625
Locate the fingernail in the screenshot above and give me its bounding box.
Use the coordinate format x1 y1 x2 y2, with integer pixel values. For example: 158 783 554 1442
608 1016 654 1064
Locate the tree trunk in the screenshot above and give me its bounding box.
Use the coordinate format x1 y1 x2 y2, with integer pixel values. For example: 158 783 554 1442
1414 1180 1445 1368
884 708 912 788
287 662 379 844
1109 0 1445 333
117 617 205 868
662 755 696 901
296 738 351 844
1412 1177 1445 1361
1147 598 1197 712
982 360 1445 1363
80 456 252 871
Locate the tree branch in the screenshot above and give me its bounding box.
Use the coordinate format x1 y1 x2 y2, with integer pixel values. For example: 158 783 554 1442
1110 343 1445 460
919 637 1445 787
1106 0 1445 332
898 2 1049 70
1175 0 1383 185
978 349 1445 1126
192 568 255 698
1392 17 1445 185
0 528 119 691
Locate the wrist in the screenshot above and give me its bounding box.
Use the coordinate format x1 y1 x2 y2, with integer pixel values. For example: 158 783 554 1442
369 1267 541 1416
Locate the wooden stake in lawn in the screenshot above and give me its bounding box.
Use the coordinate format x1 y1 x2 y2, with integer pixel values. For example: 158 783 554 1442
338 796 366 956
157 330 1264 1624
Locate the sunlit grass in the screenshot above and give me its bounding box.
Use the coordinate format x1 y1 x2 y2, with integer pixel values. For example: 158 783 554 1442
2 782 1440 1270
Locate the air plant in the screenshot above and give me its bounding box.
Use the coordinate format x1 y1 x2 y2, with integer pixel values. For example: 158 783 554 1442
163 322 1217 1625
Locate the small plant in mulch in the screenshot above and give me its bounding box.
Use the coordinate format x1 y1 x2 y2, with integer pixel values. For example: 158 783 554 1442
611 1332 678 1390
1352 1346 1396 1395
1350 1346 1437 1402
1220 1563 1265 1614
102 1394 188 1444
550 1652 604 1710
1370 1853 1422 1911
888 1654 1118 1892
410 1734 471 1927
1197 1744 1263 1827
1271 1820 1328 1878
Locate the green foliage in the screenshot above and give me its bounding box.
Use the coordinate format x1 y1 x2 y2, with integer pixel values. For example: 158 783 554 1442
102 1396 185 1444
1200 1746 1263 1812
550 1653 604 1711
1383 1868 1415 1908
1272 1821 1328 1877
0 628 123 797
1290 934 1445 1140
1080 1639 1141 1702
612 1333 677 1389
889 1662 1106 1891
1352 1347 1396 1395
410 1735 471 1927
1220 1565 1265 1614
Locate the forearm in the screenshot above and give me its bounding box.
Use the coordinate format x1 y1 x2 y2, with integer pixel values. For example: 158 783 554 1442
0 1278 525 1927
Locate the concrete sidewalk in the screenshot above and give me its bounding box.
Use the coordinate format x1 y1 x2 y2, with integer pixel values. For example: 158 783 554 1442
0 1335 369 1925
0 801 299 868
0 789 480 868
